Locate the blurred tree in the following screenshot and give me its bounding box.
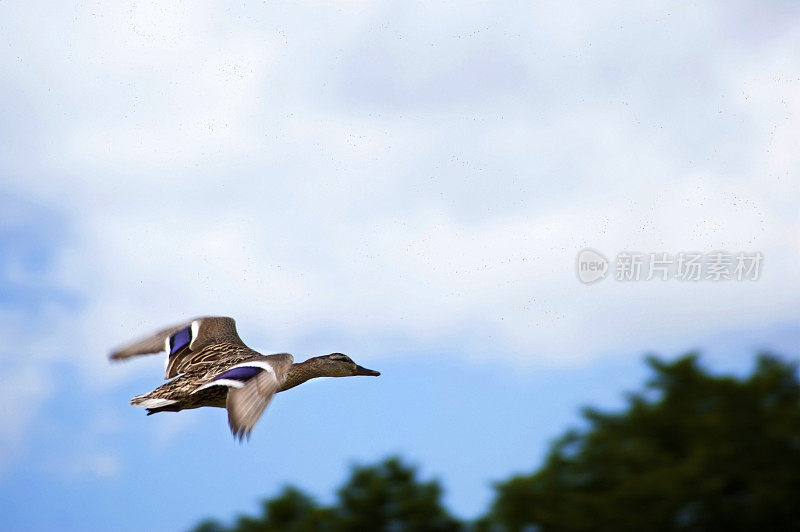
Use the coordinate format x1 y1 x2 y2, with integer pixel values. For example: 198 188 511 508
483 353 800 531
335 457 461 532
227 486 332 532
190 457 461 531
192 519 227 532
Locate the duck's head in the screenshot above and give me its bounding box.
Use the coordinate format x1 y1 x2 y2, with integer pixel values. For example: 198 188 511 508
317 352 381 377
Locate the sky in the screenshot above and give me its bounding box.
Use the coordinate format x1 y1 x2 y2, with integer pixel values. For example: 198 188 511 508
1 1 799 530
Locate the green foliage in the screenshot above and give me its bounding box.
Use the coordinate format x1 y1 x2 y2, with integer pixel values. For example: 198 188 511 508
335 458 461 532
192 353 800 532
486 353 800 531
191 457 461 532
228 487 330 532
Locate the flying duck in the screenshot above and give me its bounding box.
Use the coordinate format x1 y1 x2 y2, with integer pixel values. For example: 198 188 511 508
109 316 380 440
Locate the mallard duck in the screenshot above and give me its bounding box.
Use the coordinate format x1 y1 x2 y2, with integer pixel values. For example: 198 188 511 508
110 316 380 440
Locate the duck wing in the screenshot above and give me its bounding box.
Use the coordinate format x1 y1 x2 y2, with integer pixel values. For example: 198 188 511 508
222 353 294 440
109 316 248 379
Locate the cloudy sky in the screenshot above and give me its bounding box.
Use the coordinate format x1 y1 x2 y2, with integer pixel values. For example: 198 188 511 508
1 1 799 530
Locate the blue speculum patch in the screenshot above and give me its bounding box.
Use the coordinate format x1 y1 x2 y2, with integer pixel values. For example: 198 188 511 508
170 327 192 356
214 366 264 382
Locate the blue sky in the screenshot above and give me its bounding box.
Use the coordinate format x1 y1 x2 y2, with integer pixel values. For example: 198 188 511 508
1 1 799 530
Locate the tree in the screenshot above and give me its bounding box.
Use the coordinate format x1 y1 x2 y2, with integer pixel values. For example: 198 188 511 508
335 457 461 532
484 353 800 531
191 457 461 531
227 486 333 532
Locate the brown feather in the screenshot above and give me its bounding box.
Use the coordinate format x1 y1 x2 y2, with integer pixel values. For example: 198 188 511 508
226 354 293 441
108 316 248 379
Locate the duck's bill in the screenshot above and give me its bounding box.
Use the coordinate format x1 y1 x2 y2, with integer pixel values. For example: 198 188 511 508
355 365 380 376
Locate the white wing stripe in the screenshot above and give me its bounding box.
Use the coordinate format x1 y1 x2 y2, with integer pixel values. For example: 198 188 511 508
194 379 246 392
189 319 200 350
163 335 171 370
228 360 277 376
137 398 178 408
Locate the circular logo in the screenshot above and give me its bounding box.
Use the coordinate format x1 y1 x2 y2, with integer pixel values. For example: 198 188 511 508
576 249 608 284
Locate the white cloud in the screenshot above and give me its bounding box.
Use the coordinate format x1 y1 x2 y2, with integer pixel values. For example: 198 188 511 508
1 0 799 465
44 450 121 480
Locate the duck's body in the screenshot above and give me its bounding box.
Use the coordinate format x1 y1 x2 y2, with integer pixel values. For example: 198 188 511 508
110 317 380 439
